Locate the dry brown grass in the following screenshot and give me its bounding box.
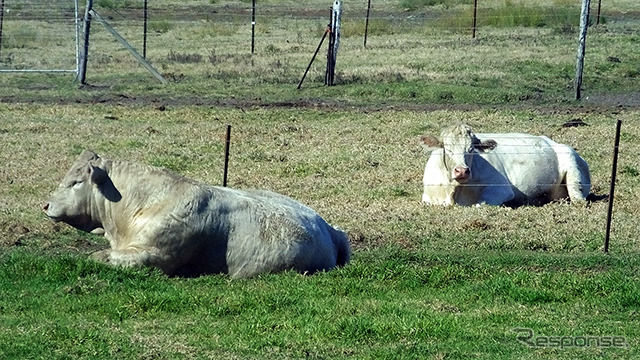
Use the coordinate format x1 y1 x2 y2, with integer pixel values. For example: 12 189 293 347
1 102 638 255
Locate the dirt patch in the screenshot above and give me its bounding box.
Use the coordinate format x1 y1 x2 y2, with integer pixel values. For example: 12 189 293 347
581 92 640 108
1 90 638 116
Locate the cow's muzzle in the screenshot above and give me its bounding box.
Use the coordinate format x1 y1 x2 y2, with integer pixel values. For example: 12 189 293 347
43 202 54 217
43 202 62 222
453 166 471 182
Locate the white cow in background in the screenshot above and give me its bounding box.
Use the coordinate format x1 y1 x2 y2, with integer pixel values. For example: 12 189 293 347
420 124 591 206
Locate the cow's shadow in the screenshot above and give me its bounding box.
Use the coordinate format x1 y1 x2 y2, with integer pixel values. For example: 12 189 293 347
587 193 609 202
502 191 608 209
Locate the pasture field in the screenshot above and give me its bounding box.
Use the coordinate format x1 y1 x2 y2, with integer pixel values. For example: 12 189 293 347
1 0 640 358
1 105 639 359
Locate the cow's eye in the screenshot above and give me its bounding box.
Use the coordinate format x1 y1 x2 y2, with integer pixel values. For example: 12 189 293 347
71 180 84 189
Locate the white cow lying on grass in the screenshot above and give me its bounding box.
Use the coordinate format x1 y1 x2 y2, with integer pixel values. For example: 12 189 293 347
44 150 350 278
420 124 591 206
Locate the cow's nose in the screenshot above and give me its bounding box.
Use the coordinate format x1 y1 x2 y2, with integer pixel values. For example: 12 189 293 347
453 166 470 180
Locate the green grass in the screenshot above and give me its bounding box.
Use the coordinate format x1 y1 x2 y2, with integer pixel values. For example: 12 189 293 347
1 247 639 359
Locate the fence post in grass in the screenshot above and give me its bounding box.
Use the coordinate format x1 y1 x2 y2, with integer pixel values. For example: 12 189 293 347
251 0 256 54
596 0 602 26
472 0 478 39
325 8 334 86
575 0 591 100
77 0 94 84
604 120 622 253
0 0 5 61
325 0 341 86
143 0 148 59
223 125 231 187
364 0 371 48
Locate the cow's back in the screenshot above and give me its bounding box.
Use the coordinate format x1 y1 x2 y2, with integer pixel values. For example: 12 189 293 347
477 133 559 178
102 163 348 277
474 133 580 205
180 186 349 277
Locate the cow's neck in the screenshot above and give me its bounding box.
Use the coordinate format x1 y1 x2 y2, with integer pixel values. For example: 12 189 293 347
95 160 198 244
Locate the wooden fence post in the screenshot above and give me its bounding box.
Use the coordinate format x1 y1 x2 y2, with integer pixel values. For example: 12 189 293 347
472 0 478 38
575 0 591 100
325 0 341 86
77 0 94 84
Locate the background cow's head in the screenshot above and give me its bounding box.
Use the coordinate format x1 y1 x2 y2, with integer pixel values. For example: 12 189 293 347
421 124 497 182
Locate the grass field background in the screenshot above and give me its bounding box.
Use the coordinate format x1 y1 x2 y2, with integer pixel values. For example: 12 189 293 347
1 0 639 358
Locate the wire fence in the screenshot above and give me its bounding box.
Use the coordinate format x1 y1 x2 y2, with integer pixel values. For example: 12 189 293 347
0 0 638 77
0 0 79 73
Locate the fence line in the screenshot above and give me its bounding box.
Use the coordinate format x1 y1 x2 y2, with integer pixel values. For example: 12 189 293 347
0 0 637 87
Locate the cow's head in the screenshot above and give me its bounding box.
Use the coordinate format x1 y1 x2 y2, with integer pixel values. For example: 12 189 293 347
421 124 497 183
43 150 112 233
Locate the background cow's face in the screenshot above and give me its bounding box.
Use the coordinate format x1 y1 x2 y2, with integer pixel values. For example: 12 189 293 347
422 124 497 183
43 150 106 232
441 125 475 182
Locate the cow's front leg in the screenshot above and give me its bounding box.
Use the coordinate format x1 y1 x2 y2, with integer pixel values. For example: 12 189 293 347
90 249 111 263
90 247 156 268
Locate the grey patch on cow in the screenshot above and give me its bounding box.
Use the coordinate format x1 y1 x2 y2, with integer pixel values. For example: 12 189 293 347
260 211 310 244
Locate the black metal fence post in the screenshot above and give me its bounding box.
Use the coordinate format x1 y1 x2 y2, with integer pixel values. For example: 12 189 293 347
223 125 231 187
604 120 622 253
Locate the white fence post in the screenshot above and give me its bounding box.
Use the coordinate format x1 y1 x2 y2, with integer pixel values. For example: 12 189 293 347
575 0 591 100
77 0 93 84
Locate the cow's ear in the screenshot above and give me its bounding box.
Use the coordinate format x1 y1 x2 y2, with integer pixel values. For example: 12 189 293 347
476 139 497 152
89 165 107 184
420 135 442 151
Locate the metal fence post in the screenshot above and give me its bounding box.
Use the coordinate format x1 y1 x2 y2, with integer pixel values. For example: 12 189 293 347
604 120 622 253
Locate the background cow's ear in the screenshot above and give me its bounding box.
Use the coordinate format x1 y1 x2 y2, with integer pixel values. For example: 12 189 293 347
476 139 497 152
420 135 442 151
89 165 107 184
